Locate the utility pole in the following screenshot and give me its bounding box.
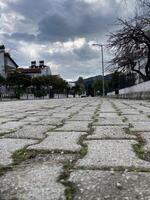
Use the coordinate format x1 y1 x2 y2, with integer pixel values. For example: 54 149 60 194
92 44 105 97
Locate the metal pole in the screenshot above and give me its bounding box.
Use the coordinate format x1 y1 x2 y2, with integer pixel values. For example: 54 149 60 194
101 45 105 97
92 43 105 97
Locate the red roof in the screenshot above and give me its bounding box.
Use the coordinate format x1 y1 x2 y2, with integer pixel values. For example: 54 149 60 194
17 68 41 74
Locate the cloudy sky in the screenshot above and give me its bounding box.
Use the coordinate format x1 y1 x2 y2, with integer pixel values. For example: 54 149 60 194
0 0 135 80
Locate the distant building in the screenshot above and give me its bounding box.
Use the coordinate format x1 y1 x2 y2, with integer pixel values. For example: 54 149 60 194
17 60 51 78
0 45 19 77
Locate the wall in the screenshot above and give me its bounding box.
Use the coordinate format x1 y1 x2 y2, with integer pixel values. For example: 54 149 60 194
108 80 150 100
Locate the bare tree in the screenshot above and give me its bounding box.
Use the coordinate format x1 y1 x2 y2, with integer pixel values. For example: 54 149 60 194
108 6 150 81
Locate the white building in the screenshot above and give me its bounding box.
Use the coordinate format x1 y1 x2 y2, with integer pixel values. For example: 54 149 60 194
0 45 18 77
17 61 51 78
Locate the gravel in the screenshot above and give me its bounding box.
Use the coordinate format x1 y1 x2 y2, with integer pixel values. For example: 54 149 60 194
76 140 150 168
0 162 65 200
6 125 51 139
87 126 135 139
94 118 128 126
69 170 150 200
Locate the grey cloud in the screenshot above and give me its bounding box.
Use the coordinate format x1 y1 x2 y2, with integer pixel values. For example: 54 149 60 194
36 0 121 42
73 44 99 61
41 43 99 65
6 0 123 42
11 33 35 42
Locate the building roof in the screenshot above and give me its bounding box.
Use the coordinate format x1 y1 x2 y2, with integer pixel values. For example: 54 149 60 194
5 52 19 68
17 68 41 74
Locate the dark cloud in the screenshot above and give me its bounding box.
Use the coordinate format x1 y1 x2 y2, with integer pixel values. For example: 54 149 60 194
7 0 123 42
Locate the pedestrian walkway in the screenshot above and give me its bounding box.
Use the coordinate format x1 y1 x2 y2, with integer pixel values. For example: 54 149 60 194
0 98 150 199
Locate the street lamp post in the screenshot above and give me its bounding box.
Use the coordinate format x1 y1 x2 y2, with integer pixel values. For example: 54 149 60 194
92 44 105 97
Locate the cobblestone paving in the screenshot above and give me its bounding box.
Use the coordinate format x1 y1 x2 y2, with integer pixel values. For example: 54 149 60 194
0 98 150 199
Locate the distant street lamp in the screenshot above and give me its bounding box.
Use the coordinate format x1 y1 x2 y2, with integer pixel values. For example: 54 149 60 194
92 44 105 97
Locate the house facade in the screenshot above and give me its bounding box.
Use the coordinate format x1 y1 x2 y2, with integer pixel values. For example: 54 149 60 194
0 45 18 77
17 60 51 77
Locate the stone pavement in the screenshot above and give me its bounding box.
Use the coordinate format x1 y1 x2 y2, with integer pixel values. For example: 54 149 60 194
0 98 150 200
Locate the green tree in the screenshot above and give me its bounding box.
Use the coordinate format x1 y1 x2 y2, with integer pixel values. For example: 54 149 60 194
92 79 110 96
92 79 103 96
31 75 68 98
108 71 136 94
7 72 31 88
0 75 6 85
7 72 31 98
76 77 85 95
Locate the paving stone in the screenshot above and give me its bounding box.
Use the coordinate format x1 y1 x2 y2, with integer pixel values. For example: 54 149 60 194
8 113 27 120
0 121 27 133
1 98 150 199
39 118 63 126
69 114 93 121
94 118 128 126
0 138 37 165
135 106 150 114
28 131 86 152
78 111 95 115
69 170 150 200
123 114 149 122
87 126 135 139
100 108 116 113
21 116 43 122
120 109 140 115
0 162 65 200
6 125 52 139
25 111 39 114
76 140 150 168
98 112 119 118
56 121 89 132
52 113 71 118
131 122 150 132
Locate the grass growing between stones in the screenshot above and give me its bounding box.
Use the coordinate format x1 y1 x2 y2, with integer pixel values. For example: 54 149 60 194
78 135 88 159
132 133 150 162
12 149 50 165
124 127 136 136
122 116 128 123
0 130 15 137
65 184 77 200
12 148 78 165
124 128 150 163
59 103 102 200
78 123 95 158
0 165 12 177
133 143 146 160
58 160 77 200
